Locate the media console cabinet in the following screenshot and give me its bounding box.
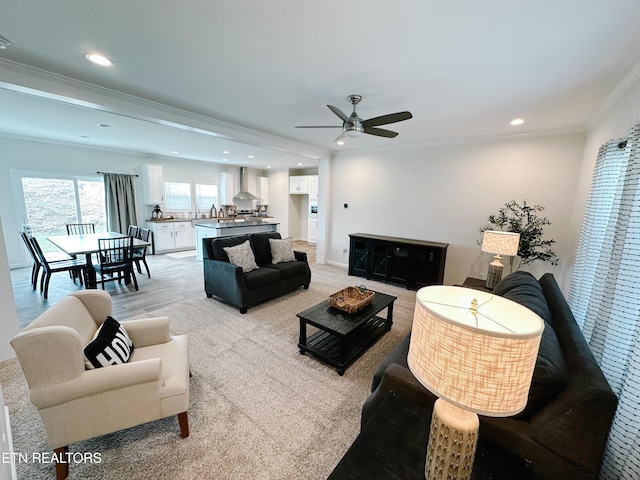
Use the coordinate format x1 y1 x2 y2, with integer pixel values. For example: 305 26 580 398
348 233 448 290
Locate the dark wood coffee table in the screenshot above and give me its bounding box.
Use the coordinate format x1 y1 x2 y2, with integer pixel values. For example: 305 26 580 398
297 290 396 375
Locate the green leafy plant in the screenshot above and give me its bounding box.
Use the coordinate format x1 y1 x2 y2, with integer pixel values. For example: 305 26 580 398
479 199 558 271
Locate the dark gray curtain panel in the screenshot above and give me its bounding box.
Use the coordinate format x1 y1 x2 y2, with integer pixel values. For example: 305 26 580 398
103 173 137 234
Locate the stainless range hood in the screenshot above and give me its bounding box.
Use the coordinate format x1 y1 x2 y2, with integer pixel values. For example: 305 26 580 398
233 167 258 201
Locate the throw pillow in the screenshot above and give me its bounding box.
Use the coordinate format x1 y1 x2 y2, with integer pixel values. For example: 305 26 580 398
223 240 259 272
84 317 134 369
269 237 296 264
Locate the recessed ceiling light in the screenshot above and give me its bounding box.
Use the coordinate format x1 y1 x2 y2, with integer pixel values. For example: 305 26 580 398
0 35 10 50
171 150 179 154
510 118 525 126
80 135 89 139
248 155 254 159
85 53 113 67
298 163 303 166
97 123 111 128
266 166 271 169
222 150 230 154
336 139 345 145
223 158 229 162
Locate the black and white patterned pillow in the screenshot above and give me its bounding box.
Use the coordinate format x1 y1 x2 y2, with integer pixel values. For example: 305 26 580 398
84 317 134 369
223 240 259 272
269 237 296 264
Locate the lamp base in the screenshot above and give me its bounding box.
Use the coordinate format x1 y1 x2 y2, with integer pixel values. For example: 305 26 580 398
485 256 504 290
426 398 479 480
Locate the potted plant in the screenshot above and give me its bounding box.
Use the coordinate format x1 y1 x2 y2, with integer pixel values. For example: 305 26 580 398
479 199 559 271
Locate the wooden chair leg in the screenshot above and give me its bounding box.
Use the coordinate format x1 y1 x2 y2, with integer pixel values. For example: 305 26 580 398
178 411 189 438
54 446 69 480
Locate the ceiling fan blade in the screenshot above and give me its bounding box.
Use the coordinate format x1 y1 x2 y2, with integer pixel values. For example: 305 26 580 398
363 126 398 138
327 105 350 123
295 125 342 128
362 111 413 128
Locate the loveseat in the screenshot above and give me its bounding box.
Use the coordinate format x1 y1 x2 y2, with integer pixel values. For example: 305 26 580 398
203 232 311 313
361 271 617 480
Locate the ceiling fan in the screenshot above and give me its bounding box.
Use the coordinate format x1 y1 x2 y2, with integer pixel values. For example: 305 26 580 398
296 94 412 143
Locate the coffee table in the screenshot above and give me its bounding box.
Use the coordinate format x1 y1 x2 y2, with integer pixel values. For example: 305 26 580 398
297 290 397 375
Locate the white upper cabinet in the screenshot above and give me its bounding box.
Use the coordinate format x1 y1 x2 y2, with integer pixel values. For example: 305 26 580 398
220 172 235 205
141 164 164 204
256 176 269 205
308 175 319 199
289 175 309 194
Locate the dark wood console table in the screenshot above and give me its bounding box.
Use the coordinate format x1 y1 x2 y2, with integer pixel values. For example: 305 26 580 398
348 233 448 290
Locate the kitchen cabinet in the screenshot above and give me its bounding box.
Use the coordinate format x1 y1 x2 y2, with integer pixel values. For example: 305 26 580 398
289 175 309 194
147 221 194 253
308 175 319 199
308 218 317 244
220 172 236 205
141 164 164 204
348 233 448 289
256 176 269 205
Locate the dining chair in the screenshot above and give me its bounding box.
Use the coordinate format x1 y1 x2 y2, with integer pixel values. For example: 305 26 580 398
133 227 151 278
20 231 75 290
127 224 139 237
66 223 95 235
94 236 138 291
28 235 86 299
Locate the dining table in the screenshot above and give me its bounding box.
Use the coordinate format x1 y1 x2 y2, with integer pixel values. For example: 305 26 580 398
47 232 151 289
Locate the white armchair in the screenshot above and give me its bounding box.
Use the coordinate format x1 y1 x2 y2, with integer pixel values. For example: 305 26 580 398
10 290 190 480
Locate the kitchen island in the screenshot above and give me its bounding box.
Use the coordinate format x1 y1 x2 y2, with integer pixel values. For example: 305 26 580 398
194 219 279 260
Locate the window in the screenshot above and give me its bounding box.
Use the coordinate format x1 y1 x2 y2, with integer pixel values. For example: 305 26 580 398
195 183 218 211
17 173 106 253
164 181 191 211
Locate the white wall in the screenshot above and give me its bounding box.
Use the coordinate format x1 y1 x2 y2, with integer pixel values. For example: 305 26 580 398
326 132 586 287
0 217 19 361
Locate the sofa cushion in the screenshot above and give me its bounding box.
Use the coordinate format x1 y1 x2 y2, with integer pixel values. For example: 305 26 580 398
83 316 134 369
211 235 250 262
493 271 552 323
494 272 568 416
266 260 308 280
224 240 259 273
244 266 281 290
269 237 296 264
250 232 282 265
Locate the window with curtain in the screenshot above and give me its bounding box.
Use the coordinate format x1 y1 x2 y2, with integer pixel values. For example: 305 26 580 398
569 123 640 479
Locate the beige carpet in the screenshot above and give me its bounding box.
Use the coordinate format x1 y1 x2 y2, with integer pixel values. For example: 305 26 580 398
0 264 417 479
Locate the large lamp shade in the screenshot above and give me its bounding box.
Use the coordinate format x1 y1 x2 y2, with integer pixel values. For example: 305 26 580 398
408 285 543 479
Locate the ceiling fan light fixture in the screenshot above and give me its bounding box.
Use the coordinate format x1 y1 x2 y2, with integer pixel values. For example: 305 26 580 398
344 129 361 138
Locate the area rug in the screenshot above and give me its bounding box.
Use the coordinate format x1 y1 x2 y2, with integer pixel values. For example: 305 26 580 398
0 264 416 479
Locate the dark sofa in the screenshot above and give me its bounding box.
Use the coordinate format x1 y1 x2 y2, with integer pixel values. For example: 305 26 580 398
361 271 617 480
203 232 311 313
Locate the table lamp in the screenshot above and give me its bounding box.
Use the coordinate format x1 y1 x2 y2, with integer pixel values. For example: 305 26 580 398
481 230 520 289
407 285 543 480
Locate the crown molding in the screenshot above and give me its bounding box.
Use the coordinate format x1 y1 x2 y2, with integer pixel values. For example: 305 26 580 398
0 58 330 162
586 58 640 130
330 126 587 158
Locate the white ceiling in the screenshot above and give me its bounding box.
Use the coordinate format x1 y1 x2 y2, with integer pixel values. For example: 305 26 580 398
1 1 640 169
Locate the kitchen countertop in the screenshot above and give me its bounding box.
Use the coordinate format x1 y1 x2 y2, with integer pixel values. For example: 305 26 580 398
148 216 274 223
195 219 279 229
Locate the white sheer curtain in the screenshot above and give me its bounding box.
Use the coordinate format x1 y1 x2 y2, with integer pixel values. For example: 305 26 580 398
569 123 640 479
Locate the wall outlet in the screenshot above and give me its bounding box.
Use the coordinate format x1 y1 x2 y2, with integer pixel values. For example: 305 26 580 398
342 247 348 253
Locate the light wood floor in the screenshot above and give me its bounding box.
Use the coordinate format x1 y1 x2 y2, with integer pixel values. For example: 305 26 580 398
11 241 316 328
